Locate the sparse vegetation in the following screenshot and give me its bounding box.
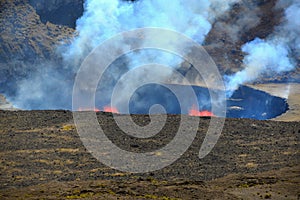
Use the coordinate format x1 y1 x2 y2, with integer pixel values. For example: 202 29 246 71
0 110 299 199
62 124 75 131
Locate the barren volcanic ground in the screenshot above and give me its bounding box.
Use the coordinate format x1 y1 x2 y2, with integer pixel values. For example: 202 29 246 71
0 110 299 199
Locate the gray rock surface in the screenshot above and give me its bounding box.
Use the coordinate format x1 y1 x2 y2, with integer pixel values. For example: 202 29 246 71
29 0 84 28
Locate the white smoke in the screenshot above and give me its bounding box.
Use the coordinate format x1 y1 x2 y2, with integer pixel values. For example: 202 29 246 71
15 0 291 110
226 0 300 95
60 0 243 111
13 64 73 109
62 0 241 69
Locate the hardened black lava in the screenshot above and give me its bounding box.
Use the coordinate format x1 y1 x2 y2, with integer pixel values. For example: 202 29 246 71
96 84 288 120
226 85 288 119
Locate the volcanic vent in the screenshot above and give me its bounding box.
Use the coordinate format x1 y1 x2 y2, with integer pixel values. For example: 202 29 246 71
95 84 288 120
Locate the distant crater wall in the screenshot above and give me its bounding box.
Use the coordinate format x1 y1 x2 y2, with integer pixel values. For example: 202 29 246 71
29 0 84 28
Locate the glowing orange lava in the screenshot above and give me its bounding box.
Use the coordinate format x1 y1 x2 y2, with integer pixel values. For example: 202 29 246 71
189 104 215 117
78 105 118 113
103 106 119 113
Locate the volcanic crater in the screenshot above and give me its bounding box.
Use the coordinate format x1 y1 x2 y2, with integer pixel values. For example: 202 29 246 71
0 0 299 199
117 84 289 120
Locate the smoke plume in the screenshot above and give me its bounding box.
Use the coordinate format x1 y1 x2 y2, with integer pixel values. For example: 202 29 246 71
213 0 261 43
225 0 300 96
62 0 241 68
9 0 299 110
13 0 241 110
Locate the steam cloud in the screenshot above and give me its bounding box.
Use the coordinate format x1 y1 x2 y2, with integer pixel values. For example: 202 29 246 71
62 0 241 67
226 0 300 96
64 0 244 111
15 0 241 110
9 0 299 110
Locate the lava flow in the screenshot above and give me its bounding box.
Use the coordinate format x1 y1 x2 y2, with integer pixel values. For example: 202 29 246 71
103 106 119 113
77 106 119 113
189 104 215 117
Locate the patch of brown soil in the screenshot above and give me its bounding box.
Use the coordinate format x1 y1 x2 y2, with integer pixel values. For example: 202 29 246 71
1 166 298 199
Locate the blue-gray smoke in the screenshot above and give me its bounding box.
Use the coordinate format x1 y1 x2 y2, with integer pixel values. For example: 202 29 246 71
13 0 242 110
12 0 298 110
226 0 300 96
59 0 240 111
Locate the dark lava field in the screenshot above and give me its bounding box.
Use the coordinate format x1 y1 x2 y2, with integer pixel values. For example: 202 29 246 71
0 111 299 199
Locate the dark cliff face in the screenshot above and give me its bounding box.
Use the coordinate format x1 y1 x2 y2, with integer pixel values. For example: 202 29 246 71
0 1 74 62
28 0 84 28
0 0 75 95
